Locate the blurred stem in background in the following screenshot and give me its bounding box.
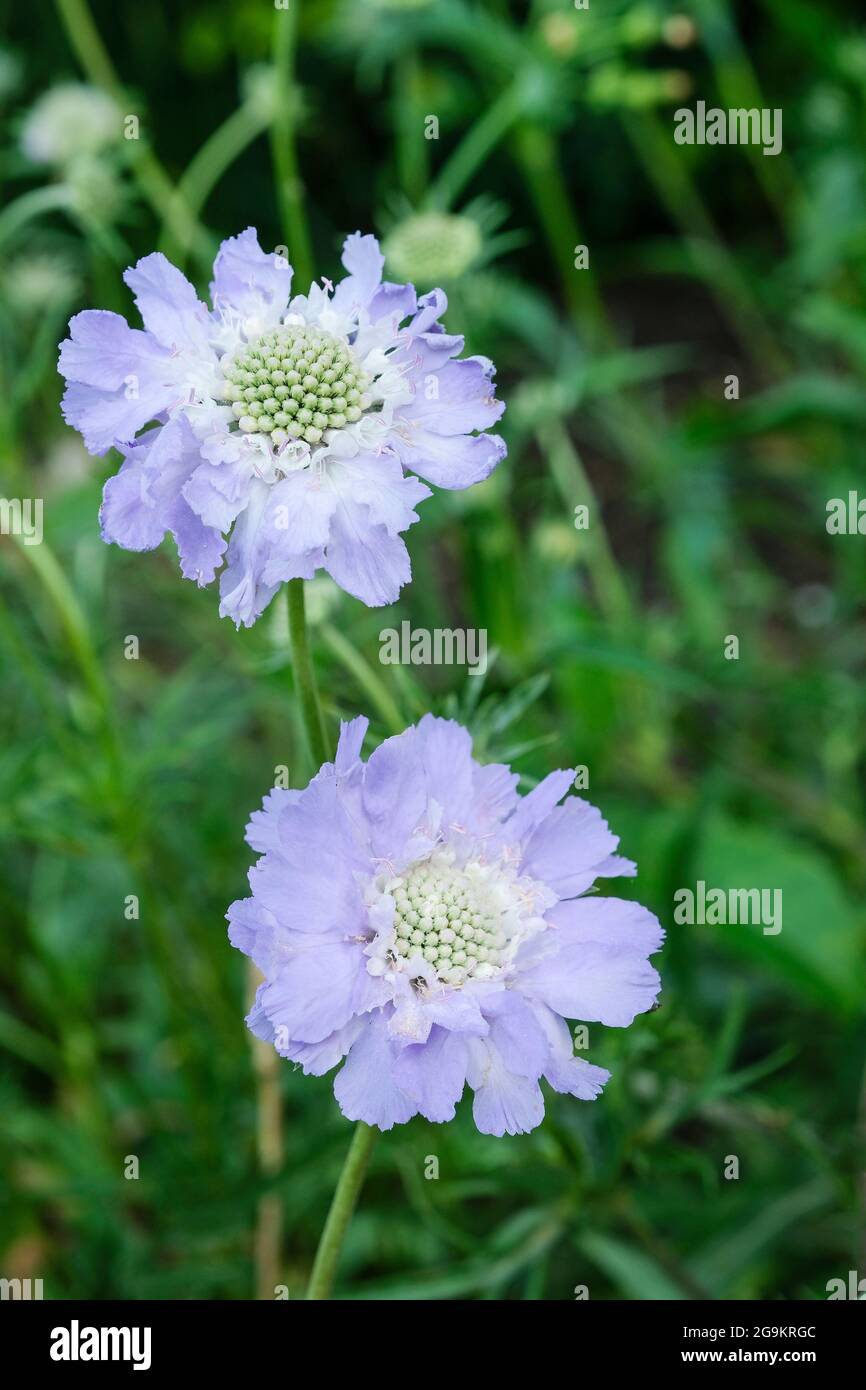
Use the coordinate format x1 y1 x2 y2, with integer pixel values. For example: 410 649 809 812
249 958 284 1301
159 99 271 269
393 51 429 203
54 0 213 271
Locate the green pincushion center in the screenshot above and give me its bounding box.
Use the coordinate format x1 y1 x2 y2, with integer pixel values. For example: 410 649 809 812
219 325 369 446
390 862 507 986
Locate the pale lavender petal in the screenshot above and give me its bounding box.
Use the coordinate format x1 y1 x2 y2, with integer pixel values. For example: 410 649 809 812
415 714 476 828
467 1040 545 1137
361 729 427 860
59 310 183 454
393 1026 469 1123
331 232 385 316
245 787 302 855
520 798 620 899
259 940 369 1045
392 427 506 491
280 1018 364 1074
401 357 504 436
183 455 256 531
534 1004 611 1100
210 227 292 325
328 453 431 538
334 1011 418 1130
518 899 663 1027
335 717 369 776
324 503 411 607
123 252 211 355
505 768 575 845
480 990 550 1080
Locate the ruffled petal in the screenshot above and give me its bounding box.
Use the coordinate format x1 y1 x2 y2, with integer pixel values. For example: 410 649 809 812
393 1025 469 1123
324 501 411 607
259 939 370 1045
59 310 184 455
401 356 504 436
328 452 431 538
361 729 428 861
217 478 280 628
520 798 621 899
100 418 225 584
335 717 369 776
415 714 477 830
393 427 506 491
280 1018 364 1075
245 787 302 855
331 232 385 317
210 227 292 327
466 1038 545 1137
123 252 212 356
534 1004 611 1100
480 990 550 1080
334 1011 418 1130
518 898 663 1027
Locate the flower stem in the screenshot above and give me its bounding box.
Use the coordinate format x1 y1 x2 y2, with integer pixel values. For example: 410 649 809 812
271 4 314 287
306 1122 378 1300
287 578 329 768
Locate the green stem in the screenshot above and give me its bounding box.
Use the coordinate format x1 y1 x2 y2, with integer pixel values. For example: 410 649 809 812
54 0 212 270
0 186 73 249
271 5 314 286
160 101 269 267
321 622 405 737
306 1122 378 1300
426 81 525 212
287 578 329 768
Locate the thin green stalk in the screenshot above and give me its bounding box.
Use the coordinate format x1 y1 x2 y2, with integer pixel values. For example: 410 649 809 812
622 109 785 375
321 622 405 736
160 101 270 267
0 186 73 248
54 0 211 269
306 1122 378 1300
394 52 429 203
539 421 634 632
511 122 610 346
271 6 314 286
426 81 526 212
287 578 329 768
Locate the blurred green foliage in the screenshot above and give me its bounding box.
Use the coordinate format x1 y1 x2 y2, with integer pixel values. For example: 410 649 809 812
1 0 865 1300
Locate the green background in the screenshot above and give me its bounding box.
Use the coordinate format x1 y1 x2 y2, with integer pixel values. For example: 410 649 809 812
1 0 864 1300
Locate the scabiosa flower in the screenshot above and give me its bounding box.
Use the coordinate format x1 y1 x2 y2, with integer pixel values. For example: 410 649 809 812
228 715 663 1136
57 229 506 624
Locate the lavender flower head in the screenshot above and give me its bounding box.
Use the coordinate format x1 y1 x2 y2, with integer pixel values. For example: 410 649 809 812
228 716 663 1136
57 230 505 624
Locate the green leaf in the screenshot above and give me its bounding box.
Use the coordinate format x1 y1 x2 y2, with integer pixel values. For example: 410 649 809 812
694 815 865 1013
577 1232 688 1299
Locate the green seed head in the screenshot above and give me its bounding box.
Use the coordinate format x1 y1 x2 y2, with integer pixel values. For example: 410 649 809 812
391 862 505 985
384 212 482 288
219 325 369 445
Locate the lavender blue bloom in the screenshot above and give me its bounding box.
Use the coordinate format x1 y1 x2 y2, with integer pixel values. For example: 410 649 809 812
57 229 506 624
228 716 663 1136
